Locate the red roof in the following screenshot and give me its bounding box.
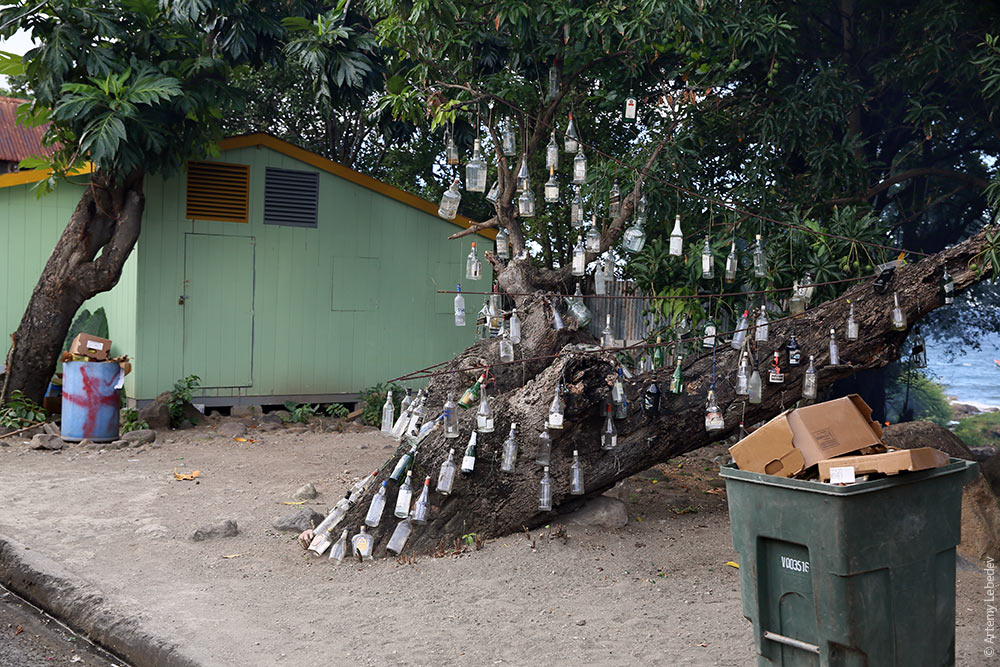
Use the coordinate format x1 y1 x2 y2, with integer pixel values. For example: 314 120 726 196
0 97 49 163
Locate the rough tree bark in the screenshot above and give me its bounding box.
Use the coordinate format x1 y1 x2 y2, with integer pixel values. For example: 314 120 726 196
339 223 996 557
1 170 145 404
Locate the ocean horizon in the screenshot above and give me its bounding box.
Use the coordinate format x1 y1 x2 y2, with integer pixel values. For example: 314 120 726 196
926 334 1000 410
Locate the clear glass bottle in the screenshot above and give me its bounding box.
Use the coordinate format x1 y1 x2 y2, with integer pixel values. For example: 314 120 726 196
438 178 462 220
802 355 818 399
539 466 553 511
573 147 587 184
725 241 738 282
701 236 714 279
705 389 724 432
611 367 625 406
571 187 584 227
594 255 609 295
786 333 802 366
828 329 840 366
502 120 516 156
748 369 762 404
509 308 521 344
609 181 621 219
551 299 566 331
495 228 510 261
547 385 564 430
564 113 579 153
499 325 514 363
623 216 646 252
941 269 955 305
670 356 684 394
544 165 559 203
453 284 466 327
412 477 431 525
735 353 750 396
500 423 518 473
437 448 456 495
546 130 559 170
466 138 487 192
912 326 928 368
788 280 806 317
516 155 529 193
443 391 459 439
586 215 601 253
352 526 374 561
601 404 617 449
755 305 769 343
731 309 750 350
329 528 349 563
567 283 592 327
394 470 414 518
703 317 717 349
486 179 499 204
572 236 587 276
752 234 766 277
466 242 481 280
535 428 552 466
460 432 477 474
476 390 494 433
570 450 585 495
643 383 660 415
669 214 684 256
386 516 412 555
891 292 906 330
548 64 559 100
400 387 414 414
768 351 784 384
601 314 614 348
381 390 395 433
445 126 459 165
846 301 859 341
365 480 388 527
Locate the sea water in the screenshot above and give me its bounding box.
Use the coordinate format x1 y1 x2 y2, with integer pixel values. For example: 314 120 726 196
926 335 1000 410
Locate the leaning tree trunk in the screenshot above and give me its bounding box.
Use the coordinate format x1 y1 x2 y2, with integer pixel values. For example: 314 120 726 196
1 170 145 404
339 226 996 556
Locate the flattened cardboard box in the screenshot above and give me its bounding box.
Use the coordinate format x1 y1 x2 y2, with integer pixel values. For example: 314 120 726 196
69 333 112 361
729 394 883 477
818 447 949 482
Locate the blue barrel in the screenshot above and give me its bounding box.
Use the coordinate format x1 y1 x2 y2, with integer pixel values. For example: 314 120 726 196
61 361 121 442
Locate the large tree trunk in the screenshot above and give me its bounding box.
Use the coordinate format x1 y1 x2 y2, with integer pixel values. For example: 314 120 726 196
1 171 145 404
338 226 996 556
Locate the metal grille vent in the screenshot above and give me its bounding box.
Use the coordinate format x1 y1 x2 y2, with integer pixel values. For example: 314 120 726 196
186 160 250 223
263 167 319 228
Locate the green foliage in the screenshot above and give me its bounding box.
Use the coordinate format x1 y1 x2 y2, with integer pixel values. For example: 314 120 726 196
954 411 1000 450
119 407 148 434
0 390 48 429
325 402 349 419
359 382 402 426
168 375 200 428
283 400 318 423
81 307 109 341
884 363 951 427
63 309 91 351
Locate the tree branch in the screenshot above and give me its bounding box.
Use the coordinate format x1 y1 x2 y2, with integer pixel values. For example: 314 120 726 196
829 167 991 204
448 216 498 240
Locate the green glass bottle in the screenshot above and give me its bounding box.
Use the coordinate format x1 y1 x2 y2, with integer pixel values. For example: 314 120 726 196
670 356 684 394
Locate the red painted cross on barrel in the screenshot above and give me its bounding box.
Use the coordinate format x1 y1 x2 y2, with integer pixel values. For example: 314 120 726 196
61 362 121 442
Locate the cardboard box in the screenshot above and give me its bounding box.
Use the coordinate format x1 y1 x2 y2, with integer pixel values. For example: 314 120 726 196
69 333 112 361
729 394 883 477
818 447 949 482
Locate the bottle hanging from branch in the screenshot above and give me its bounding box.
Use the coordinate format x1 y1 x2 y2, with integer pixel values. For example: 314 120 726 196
828 329 840 366
535 428 552 466
544 165 559 203
351 526 374 561
891 292 907 330
539 466 553 511
701 236 714 279
623 214 646 253
572 236 587 276
609 181 621 219
466 138 487 192
624 94 637 121
438 178 462 220
912 327 928 368
725 241 738 282
476 388 494 433
567 282 592 327
670 356 684 394
516 155 529 193
731 309 750 350
755 304 769 343
768 351 784 384
412 477 431 525
652 335 665 369
569 451 585 495
703 317 717 349
786 333 802 367
669 214 684 256
486 179 499 205
502 120 516 156
548 64 559 101
476 299 490 340
846 301 858 341
586 215 602 253
788 280 806 317
613 367 627 418
546 131 559 171
564 113 579 153
500 423 518 473
547 384 565 429
454 284 466 327
594 255 609 294
802 355 818 399
394 470 414 518
705 389 724 432
445 126 459 165
736 352 750 396
571 187 584 228
364 480 388 527
386 516 413 555
495 227 510 261
752 234 766 277
460 432 477 474
941 269 955 305
601 404 617 450
380 390 395 433
573 147 587 184
437 448 456 495
444 391 459 439
748 369 762 404
509 308 521 344
466 242 481 280
601 314 614 348
499 324 514 363
643 382 660 415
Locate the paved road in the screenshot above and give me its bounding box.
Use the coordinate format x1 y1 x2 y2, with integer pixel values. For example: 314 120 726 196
0 586 126 666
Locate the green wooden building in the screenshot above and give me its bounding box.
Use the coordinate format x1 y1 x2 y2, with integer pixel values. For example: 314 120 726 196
0 133 494 406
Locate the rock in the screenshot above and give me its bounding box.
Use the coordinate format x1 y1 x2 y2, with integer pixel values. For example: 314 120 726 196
121 429 156 446
258 422 280 432
260 413 284 424
219 422 248 438
177 419 195 430
272 509 325 533
41 422 61 436
270 410 291 423
292 483 318 501
107 440 129 450
208 410 224 419
557 496 628 529
347 407 364 421
951 402 982 420
575 619 586 627
971 446 999 462
135 524 169 538
192 519 239 542
31 434 65 450
78 439 93 448
231 404 263 418
286 426 307 435
138 401 170 430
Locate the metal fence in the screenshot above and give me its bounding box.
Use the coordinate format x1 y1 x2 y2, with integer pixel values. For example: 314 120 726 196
585 279 656 345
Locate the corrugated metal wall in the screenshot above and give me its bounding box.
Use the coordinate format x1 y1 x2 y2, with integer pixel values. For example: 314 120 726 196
586 279 654 344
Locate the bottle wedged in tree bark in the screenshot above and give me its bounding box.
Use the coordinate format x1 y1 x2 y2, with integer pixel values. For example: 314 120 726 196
328 529 349 563
846 302 859 341
601 405 617 450
365 481 388 527
546 385 564 429
828 329 840 366
352 526 374 561
412 477 431 525
394 471 414 518
461 432 477 474
500 423 518 473
437 449 456 495
386 517 412 555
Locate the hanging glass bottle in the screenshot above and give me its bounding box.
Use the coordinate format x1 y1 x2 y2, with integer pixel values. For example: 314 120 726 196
518 186 536 218
544 165 559 203
624 93 637 121
476 298 490 340
891 291 907 330
786 333 802 366
670 356 684 394
705 389 724 432
601 314 614 348
802 355 818 399
476 389 494 433
444 391 459 438
601 404 617 450
564 113 579 153
494 228 510 262
755 304 769 343
703 317 717 349
535 428 552 466
571 187 584 228
454 284 466 327
466 242 481 280
846 301 859 341
748 369 762 404
609 181 621 219
643 382 660 415
515 154 529 193
445 126 459 165
735 352 750 396
725 241 738 282
701 236 714 280
788 281 806 317
567 282 591 327
669 214 684 256
551 299 566 331
594 255 609 295
509 308 521 344
941 269 955 305
485 179 499 205
585 214 601 253
912 327 928 368
573 147 587 184
572 236 586 276
380 390 395 433
828 329 840 366
465 137 487 191
768 351 784 384
499 324 514 363
569 451 585 495
438 178 462 220
546 131 559 171
752 234 766 277
502 120 516 156
437 448 456 495
547 385 564 430
548 64 559 101
539 466 553 511
500 423 518 473
652 335 665 369
623 215 646 253
731 309 750 351
611 367 625 411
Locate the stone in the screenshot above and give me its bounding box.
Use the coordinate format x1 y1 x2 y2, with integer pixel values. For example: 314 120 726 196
556 496 628 529
138 401 170 430
121 429 156 446
177 419 195 430
78 439 93 448
286 426 307 435
231 404 263 418
272 509 325 533
106 440 129 450
260 413 284 424
219 422 248 438
970 446 998 462
41 422 61 436
192 519 239 542
292 483 318 501
31 434 65 450
135 524 169 538
258 422 280 432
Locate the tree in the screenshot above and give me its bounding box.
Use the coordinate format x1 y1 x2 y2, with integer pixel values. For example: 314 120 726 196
320 0 1000 554
0 0 376 403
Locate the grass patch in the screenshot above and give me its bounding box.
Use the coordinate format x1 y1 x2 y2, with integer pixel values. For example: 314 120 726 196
954 411 1000 450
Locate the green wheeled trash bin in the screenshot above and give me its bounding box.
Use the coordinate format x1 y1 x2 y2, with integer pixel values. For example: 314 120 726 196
721 458 977 666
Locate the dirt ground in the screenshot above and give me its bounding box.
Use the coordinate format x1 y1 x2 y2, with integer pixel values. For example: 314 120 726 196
0 415 993 666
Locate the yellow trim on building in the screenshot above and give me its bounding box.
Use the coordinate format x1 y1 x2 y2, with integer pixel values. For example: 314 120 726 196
0 163 93 188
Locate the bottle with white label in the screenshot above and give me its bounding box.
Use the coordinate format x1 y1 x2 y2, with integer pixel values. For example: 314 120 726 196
569 451 585 495
364 480 388 527
703 318 717 349
802 355 818 399
476 390 494 433
535 429 552 467
437 448 456 495
328 528 349 563
466 243 482 281
352 526 374 561
454 284 466 327
669 214 683 256
573 147 587 184
380 390 395 433
572 236 586 276
701 236 714 279
438 179 461 220
539 466 553 511
500 423 518 473
601 404 617 450
461 432 477 474
755 306 769 343
394 471 414 518
546 385 564 429
443 391 459 439
768 351 784 384
705 389 724 432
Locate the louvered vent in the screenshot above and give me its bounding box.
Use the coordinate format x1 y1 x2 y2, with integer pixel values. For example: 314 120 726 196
263 167 319 228
186 161 250 223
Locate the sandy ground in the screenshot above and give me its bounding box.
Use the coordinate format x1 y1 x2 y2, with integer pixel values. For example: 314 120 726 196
0 415 993 666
